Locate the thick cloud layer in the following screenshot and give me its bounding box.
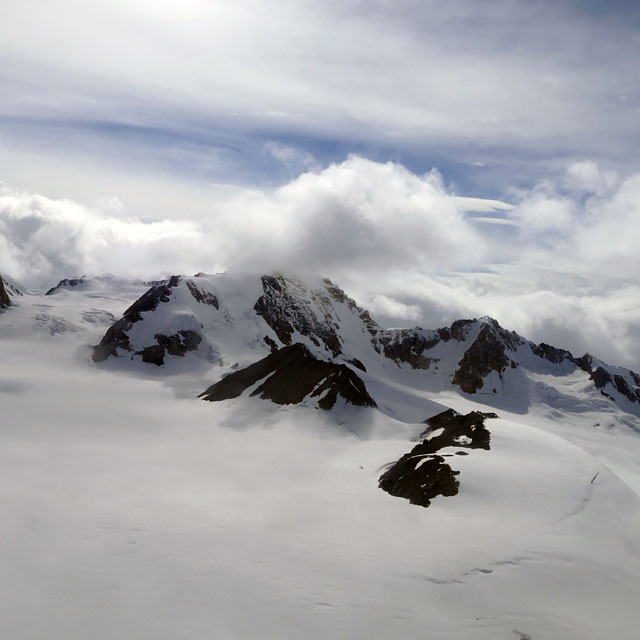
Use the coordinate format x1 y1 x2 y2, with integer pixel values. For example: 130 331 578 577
1 156 638 369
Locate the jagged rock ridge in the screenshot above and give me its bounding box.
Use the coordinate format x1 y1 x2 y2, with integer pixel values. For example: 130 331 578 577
200 343 377 410
91 272 640 415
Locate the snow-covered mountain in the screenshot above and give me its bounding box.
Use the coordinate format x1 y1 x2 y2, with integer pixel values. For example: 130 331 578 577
2 270 640 639
91 271 640 421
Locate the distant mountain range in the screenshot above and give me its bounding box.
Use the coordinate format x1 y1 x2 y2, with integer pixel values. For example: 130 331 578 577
78 271 640 420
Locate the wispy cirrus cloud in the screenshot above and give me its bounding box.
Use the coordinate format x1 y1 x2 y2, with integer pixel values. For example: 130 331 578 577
1 0 639 203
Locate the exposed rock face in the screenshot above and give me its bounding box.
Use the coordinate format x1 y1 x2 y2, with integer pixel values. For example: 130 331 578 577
532 342 573 365
376 329 440 369
377 318 522 378
449 319 475 342
122 275 181 322
92 276 181 362
90 271 640 414
200 343 377 410
186 280 219 308
140 330 202 366
0 276 11 309
254 275 347 357
613 374 640 403
453 324 511 394
575 353 594 373
379 409 494 508
46 278 85 295
590 366 612 389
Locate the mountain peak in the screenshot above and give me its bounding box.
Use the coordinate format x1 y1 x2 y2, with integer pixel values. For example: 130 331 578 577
89 271 640 419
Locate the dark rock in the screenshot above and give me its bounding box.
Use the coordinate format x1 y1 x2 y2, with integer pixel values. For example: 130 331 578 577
575 353 594 373
532 342 572 364
449 319 475 341
135 330 202 366
348 358 367 372
92 276 181 362
254 274 344 356
264 335 279 353
378 330 440 369
156 330 202 357
590 366 612 389
0 276 11 309
200 342 377 410
45 277 84 295
140 344 165 366
123 275 181 323
452 325 509 394
186 280 219 308
613 374 640 404
379 409 493 508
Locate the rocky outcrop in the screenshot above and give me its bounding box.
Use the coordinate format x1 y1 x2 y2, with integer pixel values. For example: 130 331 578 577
453 324 511 394
376 329 440 369
574 353 594 373
0 276 11 309
186 280 219 308
379 409 495 508
46 278 85 295
92 276 181 362
254 274 346 356
590 366 612 389
532 342 573 365
139 330 202 366
200 343 377 410
377 318 522 374
613 374 640 403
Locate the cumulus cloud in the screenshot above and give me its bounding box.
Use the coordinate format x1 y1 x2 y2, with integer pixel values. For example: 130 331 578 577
0 187 203 288
1 156 639 369
214 158 488 275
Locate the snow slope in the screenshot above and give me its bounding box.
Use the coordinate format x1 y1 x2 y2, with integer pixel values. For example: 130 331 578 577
1 276 640 639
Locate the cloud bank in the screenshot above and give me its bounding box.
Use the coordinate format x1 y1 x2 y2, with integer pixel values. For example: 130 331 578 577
1 156 638 369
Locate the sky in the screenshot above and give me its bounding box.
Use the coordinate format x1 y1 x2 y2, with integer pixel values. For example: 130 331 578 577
1 0 639 368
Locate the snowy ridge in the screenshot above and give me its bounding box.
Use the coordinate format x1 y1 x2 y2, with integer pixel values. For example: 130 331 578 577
90 271 640 422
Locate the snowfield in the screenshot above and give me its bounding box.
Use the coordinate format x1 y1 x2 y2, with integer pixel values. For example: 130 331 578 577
1 278 640 639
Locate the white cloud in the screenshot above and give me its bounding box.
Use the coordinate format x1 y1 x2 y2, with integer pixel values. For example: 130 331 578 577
0 186 203 288
263 142 319 173
565 160 618 196
1 155 639 370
